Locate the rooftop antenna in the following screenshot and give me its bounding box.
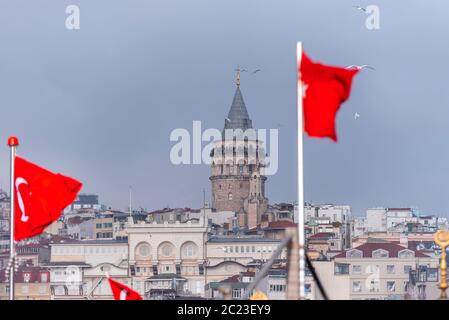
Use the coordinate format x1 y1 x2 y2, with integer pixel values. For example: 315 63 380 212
129 186 132 217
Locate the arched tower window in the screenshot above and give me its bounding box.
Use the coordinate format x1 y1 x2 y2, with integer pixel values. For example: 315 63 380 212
228 193 233 200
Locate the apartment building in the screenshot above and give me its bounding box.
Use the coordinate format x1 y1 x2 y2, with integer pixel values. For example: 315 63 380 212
46 239 129 299
332 242 438 300
0 266 51 300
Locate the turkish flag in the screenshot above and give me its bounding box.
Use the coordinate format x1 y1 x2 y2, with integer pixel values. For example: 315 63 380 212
299 52 359 141
14 156 82 241
108 277 143 300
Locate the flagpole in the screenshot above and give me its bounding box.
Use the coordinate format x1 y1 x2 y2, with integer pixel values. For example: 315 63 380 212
296 42 306 300
7 136 18 300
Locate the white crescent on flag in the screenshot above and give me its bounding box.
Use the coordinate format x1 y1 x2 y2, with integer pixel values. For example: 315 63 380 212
120 289 128 300
15 177 30 222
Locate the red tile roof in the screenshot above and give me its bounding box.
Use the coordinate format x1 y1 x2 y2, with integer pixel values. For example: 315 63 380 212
332 242 429 259
309 232 335 240
264 221 297 230
220 274 240 283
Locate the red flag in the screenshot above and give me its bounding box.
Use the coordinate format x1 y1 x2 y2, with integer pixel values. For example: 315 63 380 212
299 52 359 141
14 156 82 241
107 276 143 300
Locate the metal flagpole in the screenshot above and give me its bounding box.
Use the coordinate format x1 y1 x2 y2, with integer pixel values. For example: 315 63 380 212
296 42 306 299
7 136 18 300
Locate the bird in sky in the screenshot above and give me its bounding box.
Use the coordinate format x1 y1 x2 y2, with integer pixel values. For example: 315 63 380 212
225 117 231 123
252 69 261 74
346 65 375 71
354 112 360 120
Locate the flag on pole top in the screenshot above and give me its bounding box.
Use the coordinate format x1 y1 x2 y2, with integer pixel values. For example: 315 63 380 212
13 156 82 241
298 51 359 141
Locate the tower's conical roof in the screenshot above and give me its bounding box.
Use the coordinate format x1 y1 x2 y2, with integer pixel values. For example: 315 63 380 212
224 86 253 131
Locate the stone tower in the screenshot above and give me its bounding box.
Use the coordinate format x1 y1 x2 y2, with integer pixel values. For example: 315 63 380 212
209 69 268 229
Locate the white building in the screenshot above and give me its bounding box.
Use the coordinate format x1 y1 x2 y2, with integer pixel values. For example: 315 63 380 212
366 208 387 232
46 239 129 299
126 217 209 298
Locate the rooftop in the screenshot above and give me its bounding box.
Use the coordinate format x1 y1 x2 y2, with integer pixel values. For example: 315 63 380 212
223 85 252 132
332 242 430 259
207 236 280 243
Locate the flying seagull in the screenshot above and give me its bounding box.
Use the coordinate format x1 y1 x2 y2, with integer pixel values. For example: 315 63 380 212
346 65 375 71
354 113 360 120
353 5 367 12
252 69 261 74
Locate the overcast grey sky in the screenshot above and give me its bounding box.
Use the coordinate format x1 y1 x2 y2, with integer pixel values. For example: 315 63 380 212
0 1 448 216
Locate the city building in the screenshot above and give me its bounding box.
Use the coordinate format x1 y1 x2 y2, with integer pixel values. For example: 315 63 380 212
126 216 208 298
45 239 129 300
0 266 51 300
331 241 438 300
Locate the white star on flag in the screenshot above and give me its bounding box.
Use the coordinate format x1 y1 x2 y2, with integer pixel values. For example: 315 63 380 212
302 82 308 98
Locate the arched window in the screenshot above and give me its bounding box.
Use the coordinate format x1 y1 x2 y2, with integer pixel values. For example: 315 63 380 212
346 249 363 258
228 193 233 200
135 242 151 259
398 249 415 258
158 242 175 259
181 241 199 259
372 249 389 258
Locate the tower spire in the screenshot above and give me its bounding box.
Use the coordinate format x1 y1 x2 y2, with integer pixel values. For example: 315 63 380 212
224 67 252 132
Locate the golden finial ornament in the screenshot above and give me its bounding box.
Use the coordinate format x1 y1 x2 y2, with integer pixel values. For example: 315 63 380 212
236 67 241 87
434 230 449 299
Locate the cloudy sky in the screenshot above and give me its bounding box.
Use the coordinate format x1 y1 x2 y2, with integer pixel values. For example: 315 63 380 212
0 1 448 216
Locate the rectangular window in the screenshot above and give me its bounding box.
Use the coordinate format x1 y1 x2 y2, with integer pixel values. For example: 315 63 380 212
252 246 255 253
404 265 412 274
240 246 244 253
352 281 361 292
368 279 380 292
235 246 239 253
232 289 241 298
305 284 311 294
427 268 438 282
246 246 250 253
352 265 362 274
387 265 395 274
404 281 409 292
387 281 396 292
